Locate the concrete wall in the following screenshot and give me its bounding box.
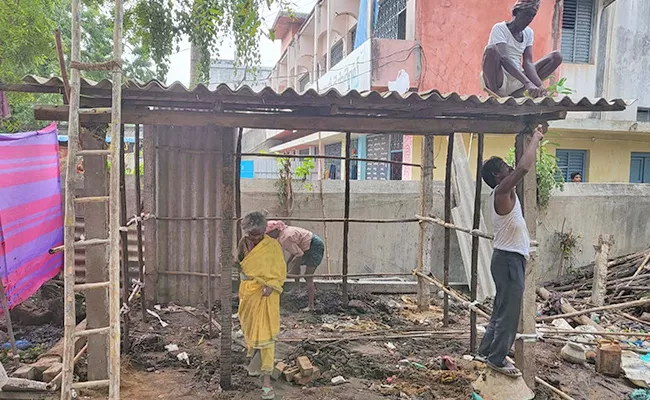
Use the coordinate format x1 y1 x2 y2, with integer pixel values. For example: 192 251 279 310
240 179 650 285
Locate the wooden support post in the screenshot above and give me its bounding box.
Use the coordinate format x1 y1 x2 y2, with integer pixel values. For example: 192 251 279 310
342 131 351 305
119 124 130 352
219 127 236 389
592 234 614 306
514 126 538 389
143 125 158 306
0 280 17 358
417 135 434 311
82 125 110 381
443 133 454 326
53 29 70 104
133 124 146 321
235 128 243 245
469 133 484 352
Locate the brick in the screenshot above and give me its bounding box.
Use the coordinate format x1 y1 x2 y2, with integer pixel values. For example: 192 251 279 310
296 356 313 376
283 366 300 383
271 362 287 381
42 362 63 383
11 365 40 381
296 366 321 386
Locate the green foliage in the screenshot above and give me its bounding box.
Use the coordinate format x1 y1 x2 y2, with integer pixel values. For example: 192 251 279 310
274 155 314 216
504 139 564 209
524 77 574 99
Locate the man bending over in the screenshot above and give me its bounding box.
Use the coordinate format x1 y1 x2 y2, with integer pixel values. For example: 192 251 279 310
481 0 562 97
476 125 544 378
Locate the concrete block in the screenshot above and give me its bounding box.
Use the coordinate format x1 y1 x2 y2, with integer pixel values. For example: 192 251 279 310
471 369 534 400
11 366 40 381
283 367 300 383
296 367 321 386
31 357 60 374
296 356 313 376
42 363 62 383
271 362 287 381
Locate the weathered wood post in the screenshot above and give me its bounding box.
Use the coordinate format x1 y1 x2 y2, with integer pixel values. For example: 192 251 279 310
514 124 541 389
592 234 614 306
342 131 351 305
417 135 434 311
469 133 484 352
443 133 454 325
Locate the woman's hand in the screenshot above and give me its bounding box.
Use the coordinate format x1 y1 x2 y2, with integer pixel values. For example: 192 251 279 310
262 286 273 297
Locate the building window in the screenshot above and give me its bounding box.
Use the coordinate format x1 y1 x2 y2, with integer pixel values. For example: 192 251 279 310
349 24 357 52
561 0 595 64
331 39 344 68
556 149 587 182
324 142 342 179
299 74 310 92
389 134 403 180
638 107 650 123
630 153 650 183
374 0 407 40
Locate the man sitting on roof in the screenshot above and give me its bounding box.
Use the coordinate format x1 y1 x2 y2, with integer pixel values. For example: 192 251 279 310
481 0 562 98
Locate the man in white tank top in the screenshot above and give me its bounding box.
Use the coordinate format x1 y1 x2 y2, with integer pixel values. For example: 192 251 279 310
480 0 562 98
475 125 544 378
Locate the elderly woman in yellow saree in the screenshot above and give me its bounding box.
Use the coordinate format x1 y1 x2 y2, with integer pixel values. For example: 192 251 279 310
237 212 286 400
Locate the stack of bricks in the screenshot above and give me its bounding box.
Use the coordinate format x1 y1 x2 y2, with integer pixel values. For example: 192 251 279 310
272 356 321 386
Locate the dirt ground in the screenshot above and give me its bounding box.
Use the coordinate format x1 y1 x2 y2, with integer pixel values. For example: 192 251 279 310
7 286 640 400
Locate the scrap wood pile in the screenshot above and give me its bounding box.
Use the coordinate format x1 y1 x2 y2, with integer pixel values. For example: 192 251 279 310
543 248 650 306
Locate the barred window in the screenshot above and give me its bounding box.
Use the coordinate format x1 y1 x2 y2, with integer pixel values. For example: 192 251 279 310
331 40 344 67
373 0 407 40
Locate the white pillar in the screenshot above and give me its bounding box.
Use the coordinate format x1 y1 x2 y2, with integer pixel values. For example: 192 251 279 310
326 0 331 71
313 2 320 81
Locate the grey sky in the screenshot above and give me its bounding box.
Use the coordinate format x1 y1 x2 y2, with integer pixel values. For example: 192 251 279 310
166 0 318 86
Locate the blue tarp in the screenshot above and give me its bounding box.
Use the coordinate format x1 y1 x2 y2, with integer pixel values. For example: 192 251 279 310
240 160 254 179
354 0 378 49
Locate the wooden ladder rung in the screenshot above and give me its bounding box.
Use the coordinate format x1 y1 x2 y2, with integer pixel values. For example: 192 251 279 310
74 282 110 291
74 238 110 248
75 196 110 204
78 149 111 156
79 107 112 115
71 380 110 389
74 326 110 338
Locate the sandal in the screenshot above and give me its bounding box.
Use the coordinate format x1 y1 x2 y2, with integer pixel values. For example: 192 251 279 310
474 354 487 363
261 387 275 399
487 361 522 378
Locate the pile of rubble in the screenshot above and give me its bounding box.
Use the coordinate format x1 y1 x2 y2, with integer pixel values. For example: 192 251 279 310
273 356 322 386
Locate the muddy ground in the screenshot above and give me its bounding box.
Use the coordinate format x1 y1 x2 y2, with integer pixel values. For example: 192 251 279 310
6 285 640 400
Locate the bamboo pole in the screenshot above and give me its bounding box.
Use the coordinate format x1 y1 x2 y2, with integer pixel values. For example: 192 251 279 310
53 29 70 104
443 133 453 327
118 124 130 352
537 296 650 322
417 215 538 246
469 133 484 352
152 216 420 223
413 271 491 319
134 124 146 321
342 131 351 305
155 271 412 279
240 152 422 168
613 251 650 299
235 128 243 245
318 132 332 277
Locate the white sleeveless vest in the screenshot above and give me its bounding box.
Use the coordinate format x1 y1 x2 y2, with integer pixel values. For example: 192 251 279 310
489 188 530 259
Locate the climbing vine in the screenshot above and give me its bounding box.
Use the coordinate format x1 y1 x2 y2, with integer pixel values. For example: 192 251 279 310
505 138 564 209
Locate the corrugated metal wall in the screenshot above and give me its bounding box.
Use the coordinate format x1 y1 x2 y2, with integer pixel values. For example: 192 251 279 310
153 126 223 305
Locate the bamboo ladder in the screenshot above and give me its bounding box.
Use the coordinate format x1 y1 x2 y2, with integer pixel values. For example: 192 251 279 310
59 0 123 397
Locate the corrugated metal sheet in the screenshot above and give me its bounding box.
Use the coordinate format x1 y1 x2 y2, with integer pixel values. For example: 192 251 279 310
152 125 223 305
17 75 632 117
74 219 142 283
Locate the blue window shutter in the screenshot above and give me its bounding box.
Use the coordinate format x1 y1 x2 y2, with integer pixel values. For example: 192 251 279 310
561 0 594 63
630 153 650 183
556 149 586 182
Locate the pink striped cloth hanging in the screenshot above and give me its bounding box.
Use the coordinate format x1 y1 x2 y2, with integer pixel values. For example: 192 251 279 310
0 122 63 311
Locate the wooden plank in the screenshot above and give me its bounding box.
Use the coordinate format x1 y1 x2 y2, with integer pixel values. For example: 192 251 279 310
443 133 454 326
450 134 495 300
133 124 146 321
417 135 434 311
34 105 557 135
469 133 484 352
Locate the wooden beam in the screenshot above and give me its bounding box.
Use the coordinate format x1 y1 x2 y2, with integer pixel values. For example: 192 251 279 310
417 135 434 311
342 131 351 305
118 125 130 352
469 133 484 353
34 105 556 135
133 124 146 322
514 126 538 389
143 125 158 305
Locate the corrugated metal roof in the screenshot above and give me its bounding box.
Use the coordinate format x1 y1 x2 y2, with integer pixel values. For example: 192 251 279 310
18 75 632 117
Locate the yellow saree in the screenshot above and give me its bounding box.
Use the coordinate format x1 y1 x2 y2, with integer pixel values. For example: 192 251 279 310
238 235 286 373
